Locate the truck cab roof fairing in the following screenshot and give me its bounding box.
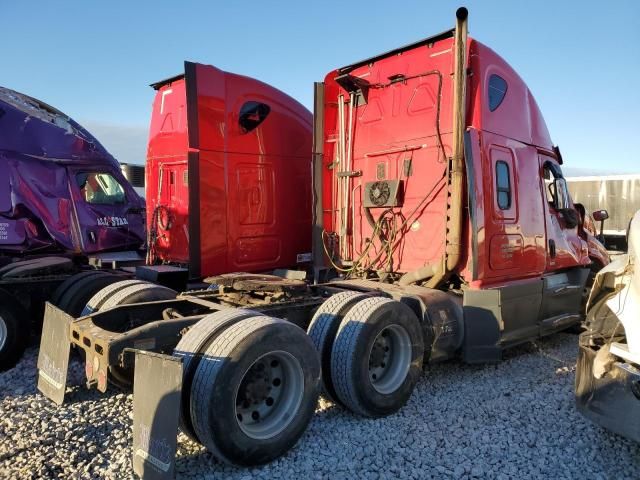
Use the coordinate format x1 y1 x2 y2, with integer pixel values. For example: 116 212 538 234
0 87 117 166
329 36 553 152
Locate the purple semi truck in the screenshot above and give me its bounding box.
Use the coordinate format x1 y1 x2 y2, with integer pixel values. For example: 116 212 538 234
0 86 147 370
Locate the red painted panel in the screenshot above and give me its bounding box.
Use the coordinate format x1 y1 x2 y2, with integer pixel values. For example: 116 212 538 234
198 149 227 276
489 234 524 270
474 131 547 284
310 32 600 288
538 154 590 272
321 38 456 274
147 62 312 278
147 79 188 158
146 78 190 265
473 42 553 150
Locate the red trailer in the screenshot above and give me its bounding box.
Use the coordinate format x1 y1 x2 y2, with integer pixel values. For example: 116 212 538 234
37 9 610 477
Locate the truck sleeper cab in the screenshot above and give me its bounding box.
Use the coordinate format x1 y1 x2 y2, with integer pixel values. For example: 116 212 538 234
146 62 313 279
36 9 609 476
315 10 608 361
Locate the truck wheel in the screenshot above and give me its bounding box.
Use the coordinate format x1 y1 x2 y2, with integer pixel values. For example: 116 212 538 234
56 271 119 317
51 271 104 307
174 308 258 442
330 296 424 417
81 279 147 316
98 282 177 311
307 291 369 404
190 316 320 465
0 289 30 371
98 283 178 389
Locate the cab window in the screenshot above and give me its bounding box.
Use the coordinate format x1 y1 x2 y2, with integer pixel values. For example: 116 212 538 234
76 172 126 205
495 161 511 209
239 101 270 133
488 75 508 111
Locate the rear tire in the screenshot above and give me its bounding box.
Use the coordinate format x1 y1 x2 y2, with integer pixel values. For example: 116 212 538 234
98 283 177 389
173 308 258 442
98 283 176 311
0 289 30 371
190 316 320 465
56 271 119 317
81 279 148 316
307 291 369 404
51 271 104 308
330 296 424 417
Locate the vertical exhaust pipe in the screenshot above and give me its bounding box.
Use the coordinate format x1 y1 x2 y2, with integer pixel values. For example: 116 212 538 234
425 7 468 288
446 7 468 272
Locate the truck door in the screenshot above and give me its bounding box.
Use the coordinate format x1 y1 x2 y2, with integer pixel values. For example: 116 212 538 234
539 156 589 328
70 168 145 253
481 141 546 342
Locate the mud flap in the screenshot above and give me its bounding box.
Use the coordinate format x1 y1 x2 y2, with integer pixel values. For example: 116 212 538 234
36 303 73 405
462 289 502 363
132 350 183 480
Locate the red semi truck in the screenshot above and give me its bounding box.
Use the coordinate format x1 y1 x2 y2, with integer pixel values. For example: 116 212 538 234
0 64 313 371
37 9 608 477
145 62 312 278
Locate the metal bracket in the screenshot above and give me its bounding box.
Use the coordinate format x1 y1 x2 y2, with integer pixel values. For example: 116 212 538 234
337 170 362 178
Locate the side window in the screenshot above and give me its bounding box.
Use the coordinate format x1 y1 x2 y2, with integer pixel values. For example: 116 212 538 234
239 101 270 134
488 75 508 112
76 172 126 205
495 161 511 209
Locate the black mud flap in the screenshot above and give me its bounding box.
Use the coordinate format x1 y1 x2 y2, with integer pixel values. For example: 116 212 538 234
575 345 640 442
132 350 183 480
462 289 502 363
36 303 73 405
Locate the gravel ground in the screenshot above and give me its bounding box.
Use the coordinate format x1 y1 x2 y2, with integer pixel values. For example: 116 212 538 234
1 333 637 479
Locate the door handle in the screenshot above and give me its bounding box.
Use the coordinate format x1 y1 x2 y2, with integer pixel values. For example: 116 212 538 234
552 285 580 295
548 239 556 258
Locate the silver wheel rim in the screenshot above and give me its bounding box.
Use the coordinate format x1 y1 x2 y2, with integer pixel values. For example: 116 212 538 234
0 314 7 351
368 325 412 394
234 350 304 440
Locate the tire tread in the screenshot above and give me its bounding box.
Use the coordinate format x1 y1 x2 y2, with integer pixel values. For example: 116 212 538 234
307 291 369 403
331 296 394 416
190 316 282 463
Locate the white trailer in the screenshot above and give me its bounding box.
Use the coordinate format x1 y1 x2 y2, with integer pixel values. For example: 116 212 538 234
567 174 640 250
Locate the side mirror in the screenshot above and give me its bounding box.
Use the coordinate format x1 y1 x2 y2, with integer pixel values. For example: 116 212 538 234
592 210 609 222
592 209 608 244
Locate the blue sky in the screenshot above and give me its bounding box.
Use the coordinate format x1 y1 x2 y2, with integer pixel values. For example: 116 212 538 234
1 1 638 174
